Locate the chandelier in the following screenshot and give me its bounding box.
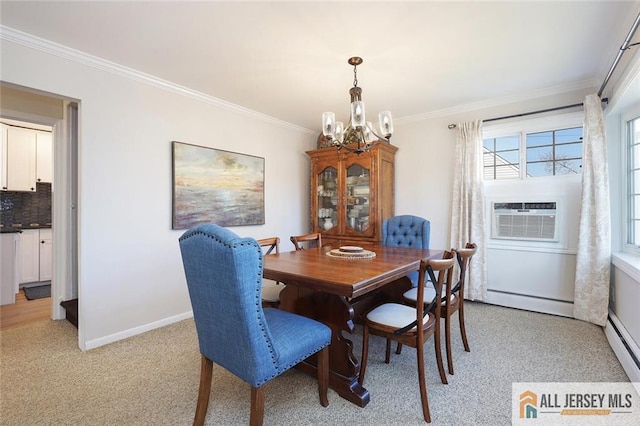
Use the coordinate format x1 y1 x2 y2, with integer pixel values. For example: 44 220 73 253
322 57 393 154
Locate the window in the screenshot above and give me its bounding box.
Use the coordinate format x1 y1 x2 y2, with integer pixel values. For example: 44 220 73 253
526 127 583 177
483 135 519 180
483 121 583 180
626 115 640 248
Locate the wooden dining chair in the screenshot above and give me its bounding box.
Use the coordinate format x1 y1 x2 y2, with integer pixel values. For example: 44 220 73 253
403 243 477 375
257 237 284 308
442 243 476 374
179 224 331 426
290 232 323 251
359 251 456 423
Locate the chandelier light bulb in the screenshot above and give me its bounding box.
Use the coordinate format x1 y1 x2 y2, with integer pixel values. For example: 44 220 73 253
364 122 374 143
351 101 365 128
379 111 393 137
322 112 336 139
335 121 344 143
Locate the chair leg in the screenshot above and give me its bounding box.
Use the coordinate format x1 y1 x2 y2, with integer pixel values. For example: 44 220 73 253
445 313 454 375
434 323 448 385
385 338 392 364
396 342 403 355
359 326 370 386
416 342 432 423
459 301 470 352
250 386 265 426
194 355 213 426
317 346 329 407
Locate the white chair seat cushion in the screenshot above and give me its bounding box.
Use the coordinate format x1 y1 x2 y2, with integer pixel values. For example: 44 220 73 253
403 282 455 305
365 303 430 331
262 283 285 302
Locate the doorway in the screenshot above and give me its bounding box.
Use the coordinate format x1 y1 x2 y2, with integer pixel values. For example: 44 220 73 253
0 85 79 336
0 118 53 328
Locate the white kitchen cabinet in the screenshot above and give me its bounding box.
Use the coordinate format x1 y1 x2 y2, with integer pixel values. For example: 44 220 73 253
17 229 52 284
0 233 19 305
39 229 53 281
18 229 40 284
36 131 53 184
1 124 37 192
1 124 52 191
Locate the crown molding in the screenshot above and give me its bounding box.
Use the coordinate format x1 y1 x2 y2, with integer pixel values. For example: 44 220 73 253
0 26 314 135
395 79 600 125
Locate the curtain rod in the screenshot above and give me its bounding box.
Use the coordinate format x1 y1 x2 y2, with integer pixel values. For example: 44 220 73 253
598 11 640 97
446 99 607 130
448 10 640 130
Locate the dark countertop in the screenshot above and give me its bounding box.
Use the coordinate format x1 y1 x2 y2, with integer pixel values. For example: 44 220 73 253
0 223 52 233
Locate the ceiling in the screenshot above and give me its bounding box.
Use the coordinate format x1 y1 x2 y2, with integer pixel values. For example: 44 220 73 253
1 1 639 132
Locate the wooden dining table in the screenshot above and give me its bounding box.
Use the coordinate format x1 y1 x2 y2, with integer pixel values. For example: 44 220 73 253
263 244 443 407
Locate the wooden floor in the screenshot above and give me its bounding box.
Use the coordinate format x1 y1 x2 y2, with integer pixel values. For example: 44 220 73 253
0 289 51 330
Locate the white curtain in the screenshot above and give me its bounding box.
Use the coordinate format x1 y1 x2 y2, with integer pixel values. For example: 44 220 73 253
450 120 487 300
574 94 611 326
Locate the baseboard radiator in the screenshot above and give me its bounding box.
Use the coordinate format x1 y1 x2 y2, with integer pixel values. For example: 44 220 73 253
605 310 640 382
484 289 574 318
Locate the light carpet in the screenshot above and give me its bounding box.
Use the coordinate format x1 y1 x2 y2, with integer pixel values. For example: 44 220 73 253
0 302 629 425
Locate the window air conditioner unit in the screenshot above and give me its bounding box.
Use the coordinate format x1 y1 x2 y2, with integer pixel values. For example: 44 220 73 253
491 201 558 242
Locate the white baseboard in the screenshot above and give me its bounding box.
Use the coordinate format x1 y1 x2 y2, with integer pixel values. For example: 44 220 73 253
605 311 640 382
484 289 574 317
84 311 193 350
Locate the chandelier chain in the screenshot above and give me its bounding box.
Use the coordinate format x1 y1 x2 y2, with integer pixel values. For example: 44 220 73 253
353 64 358 88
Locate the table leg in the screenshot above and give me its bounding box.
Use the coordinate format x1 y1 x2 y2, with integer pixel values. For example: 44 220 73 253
279 284 370 407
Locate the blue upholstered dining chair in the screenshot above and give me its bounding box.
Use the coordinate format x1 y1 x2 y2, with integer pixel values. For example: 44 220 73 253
179 224 332 426
382 215 431 286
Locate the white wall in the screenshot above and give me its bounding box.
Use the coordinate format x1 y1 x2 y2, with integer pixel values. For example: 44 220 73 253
392 116 456 249
1 37 316 349
480 113 584 316
394 91 593 317
604 45 640 380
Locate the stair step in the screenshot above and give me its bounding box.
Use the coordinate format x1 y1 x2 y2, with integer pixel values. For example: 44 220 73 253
60 299 78 328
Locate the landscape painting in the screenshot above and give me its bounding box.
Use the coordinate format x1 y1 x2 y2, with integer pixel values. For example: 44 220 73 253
172 141 265 229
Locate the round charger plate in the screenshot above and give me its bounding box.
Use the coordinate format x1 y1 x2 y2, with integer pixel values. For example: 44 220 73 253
327 248 376 259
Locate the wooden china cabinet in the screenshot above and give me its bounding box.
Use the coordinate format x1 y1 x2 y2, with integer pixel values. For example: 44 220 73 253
307 142 397 250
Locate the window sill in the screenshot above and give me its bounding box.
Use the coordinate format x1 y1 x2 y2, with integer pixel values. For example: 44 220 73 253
611 252 640 283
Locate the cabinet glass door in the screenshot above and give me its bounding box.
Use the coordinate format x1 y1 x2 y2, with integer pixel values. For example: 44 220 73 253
317 166 337 231
346 164 370 233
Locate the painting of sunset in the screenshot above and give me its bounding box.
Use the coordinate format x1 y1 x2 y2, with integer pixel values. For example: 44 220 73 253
172 141 265 229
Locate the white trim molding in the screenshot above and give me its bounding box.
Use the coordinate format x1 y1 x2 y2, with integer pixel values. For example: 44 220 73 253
0 25 314 135
483 291 574 318
84 311 193 351
612 252 640 283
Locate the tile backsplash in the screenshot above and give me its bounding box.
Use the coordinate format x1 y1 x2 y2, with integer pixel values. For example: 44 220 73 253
0 182 52 228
